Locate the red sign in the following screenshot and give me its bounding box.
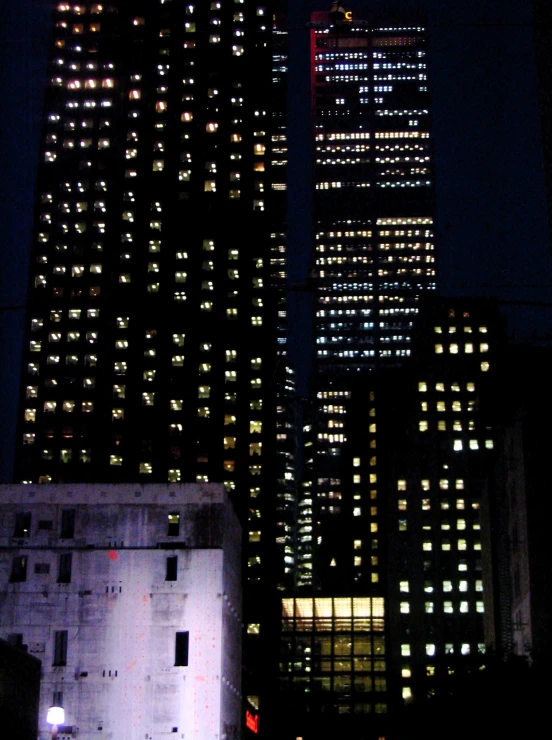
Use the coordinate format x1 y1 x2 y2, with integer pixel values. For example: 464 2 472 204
245 710 259 734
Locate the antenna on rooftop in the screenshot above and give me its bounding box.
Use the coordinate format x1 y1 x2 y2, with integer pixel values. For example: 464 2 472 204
329 2 346 23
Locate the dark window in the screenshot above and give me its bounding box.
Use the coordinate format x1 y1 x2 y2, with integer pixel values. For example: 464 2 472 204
53 691 63 707
13 512 31 538
53 630 68 666
60 509 75 539
175 631 189 666
58 553 72 583
10 556 27 582
166 556 178 581
168 512 180 536
35 563 50 575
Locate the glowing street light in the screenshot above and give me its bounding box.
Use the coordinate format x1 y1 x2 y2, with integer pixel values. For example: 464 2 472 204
46 706 65 739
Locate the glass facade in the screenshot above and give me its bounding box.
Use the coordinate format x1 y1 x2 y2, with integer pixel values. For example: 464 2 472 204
280 597 387 715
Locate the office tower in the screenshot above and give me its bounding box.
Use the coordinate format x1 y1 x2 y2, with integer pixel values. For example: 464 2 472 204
297 8 438 589
277 12 505 737
15 3 285 530
276 11 436 735
281 296 503 739
0 482 242 740
311 8 436 376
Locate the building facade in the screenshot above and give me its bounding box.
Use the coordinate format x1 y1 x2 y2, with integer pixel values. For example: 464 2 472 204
0 482 241 740
282 296 503 736
275 11 439 736
14 0 284 532
296 8 437 591
311 8 436 375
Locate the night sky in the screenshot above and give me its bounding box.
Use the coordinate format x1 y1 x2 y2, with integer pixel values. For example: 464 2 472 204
1 0 551 482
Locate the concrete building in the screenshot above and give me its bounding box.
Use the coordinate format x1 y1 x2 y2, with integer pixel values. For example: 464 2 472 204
0 483 242 740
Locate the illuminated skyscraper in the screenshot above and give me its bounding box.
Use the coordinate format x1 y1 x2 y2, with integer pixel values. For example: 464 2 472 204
297 8 437 590
277 11 439 735
14 0 287 526
310 9 436 376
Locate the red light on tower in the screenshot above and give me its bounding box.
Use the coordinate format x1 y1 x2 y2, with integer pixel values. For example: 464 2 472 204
245 710 259 734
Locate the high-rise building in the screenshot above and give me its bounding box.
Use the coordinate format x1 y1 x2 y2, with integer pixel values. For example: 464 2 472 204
280 294 504 739
311 8 436 376
11 1 290 733
277 11 504 738
296 8 438 589
15 0 280 517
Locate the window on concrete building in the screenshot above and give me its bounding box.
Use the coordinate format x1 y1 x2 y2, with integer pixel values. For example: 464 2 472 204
175 631 189 666
60 509 75 539
168 512 180 536
53 630 68 666
166 556 178 581
10 556 28 582
13 512 31 538
58 553 72 583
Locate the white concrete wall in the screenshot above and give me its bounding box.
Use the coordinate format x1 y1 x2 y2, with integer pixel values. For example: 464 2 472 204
0 483 242 740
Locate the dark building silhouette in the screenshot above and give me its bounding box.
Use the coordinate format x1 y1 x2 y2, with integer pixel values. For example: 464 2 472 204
0 638 41 740
486 345 552 665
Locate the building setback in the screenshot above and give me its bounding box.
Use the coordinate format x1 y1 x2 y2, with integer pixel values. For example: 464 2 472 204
0 483 241 740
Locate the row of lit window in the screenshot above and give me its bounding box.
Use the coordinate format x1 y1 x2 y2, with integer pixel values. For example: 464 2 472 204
401 643 484 659
400 601 484 614
422 540 481 552
57 3 103 14
399 499 479 512
435 343 488 355
399 519 480 533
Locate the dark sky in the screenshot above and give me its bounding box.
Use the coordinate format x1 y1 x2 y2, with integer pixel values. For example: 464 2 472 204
1 1 551 481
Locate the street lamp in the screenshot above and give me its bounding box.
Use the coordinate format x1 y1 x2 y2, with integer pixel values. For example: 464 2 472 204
46 706 65 739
